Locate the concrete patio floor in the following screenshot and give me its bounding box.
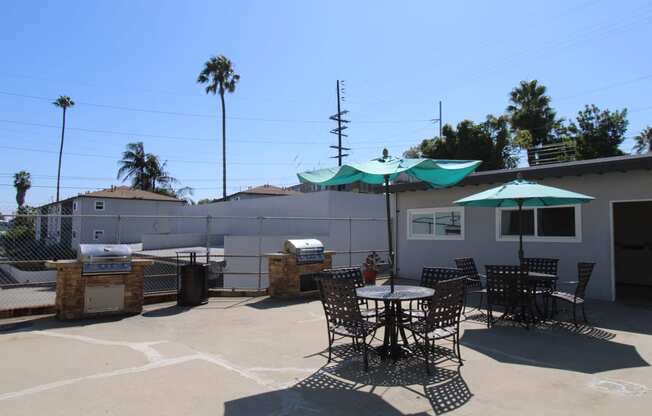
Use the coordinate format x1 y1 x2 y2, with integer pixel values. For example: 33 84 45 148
0 296 651 415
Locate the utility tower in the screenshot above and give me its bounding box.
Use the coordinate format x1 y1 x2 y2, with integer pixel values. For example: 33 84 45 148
329 80 350 166
431 100 442 138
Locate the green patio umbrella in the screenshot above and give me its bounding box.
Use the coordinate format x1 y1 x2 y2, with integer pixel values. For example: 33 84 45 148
298 149 481 292
453 175 594 260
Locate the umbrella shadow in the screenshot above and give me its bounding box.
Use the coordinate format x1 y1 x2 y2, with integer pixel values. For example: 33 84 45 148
460 325 649 374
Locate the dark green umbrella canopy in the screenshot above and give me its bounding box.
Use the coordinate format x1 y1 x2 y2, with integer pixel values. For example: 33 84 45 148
454 177 594 260
298 150 481 291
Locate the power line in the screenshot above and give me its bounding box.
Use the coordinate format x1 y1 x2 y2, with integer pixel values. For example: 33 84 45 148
0 118 427 146
0 144 322 165
0 90 430 124
0 173 298 182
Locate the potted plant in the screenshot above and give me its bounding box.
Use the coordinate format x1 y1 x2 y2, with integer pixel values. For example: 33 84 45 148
362 251 381 285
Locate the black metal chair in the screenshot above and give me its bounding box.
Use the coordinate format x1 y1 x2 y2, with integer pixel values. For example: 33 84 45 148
321 266 384 321
403 267 462 323
485 265 537 329
455 257 487 314
551 262 595 326
520 257 559 318
315 276 380 371
404 277 466 374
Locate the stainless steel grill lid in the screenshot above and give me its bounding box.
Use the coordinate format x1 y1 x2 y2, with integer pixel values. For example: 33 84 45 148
283 239 323 253
283 239 325 264
79 244 132 261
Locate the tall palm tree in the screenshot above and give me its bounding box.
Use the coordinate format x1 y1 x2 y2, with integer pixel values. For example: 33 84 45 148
634 126 652 154
117 142 148 190
506 80 557 147
13 171 31 208
197 55 240 199
53 95 75 202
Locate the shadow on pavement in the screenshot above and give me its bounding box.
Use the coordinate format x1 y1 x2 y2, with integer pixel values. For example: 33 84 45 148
225 344 472 415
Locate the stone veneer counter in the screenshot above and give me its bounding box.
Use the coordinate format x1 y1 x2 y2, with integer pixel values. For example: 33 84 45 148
46 258 152 320
265 251 335 299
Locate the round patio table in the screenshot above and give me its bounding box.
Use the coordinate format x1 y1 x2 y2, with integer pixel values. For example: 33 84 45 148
356 285 434 360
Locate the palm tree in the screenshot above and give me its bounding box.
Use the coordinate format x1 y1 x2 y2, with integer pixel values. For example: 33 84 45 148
145 154 175 191
13 171 31 208
506 80 557 147
117 142 148 190
197 55 240 199
117 142 177 191
53 95 75 202
634 126 652 154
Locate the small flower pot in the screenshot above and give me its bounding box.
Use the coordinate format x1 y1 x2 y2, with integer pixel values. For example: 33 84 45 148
363 269 377 285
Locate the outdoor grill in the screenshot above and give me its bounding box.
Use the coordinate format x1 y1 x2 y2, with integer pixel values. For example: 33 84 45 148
283 239 325 264
79 244 133 275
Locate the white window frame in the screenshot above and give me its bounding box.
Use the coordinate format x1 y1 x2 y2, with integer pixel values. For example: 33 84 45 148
495 204 582 243
94 200 105 211
93 229 104 241
407 207 465 241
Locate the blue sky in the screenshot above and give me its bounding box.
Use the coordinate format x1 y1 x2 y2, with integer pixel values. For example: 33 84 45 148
1 0 651 212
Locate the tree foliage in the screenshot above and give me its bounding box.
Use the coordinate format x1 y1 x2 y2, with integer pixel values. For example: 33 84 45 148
116 142 193 202
117 142 176 191
506 80 558 147
568 105 628 160
634 126 652 154
404 116 516 171
13 171 31 207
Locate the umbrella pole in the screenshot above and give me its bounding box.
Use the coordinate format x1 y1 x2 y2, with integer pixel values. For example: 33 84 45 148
517 199 524 262
384 175 395 293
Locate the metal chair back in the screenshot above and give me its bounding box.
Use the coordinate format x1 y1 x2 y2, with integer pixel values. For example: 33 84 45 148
485 265 532 307
575 262 595 300
421 267 461 289
424 277 466 330
316 277 363 327
322 266 364 287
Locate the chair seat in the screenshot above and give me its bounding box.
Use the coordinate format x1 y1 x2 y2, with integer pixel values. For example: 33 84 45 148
551 291 584 304
360 307 385 321
469 288 487 294
465 278 483 288
329 320 379 337
400 308 427 321
404 320 456 339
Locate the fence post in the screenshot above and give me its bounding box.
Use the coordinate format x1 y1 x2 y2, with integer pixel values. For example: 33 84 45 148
205 215 211 264
348 217 352 267
257 216 263 290
116 215 121 244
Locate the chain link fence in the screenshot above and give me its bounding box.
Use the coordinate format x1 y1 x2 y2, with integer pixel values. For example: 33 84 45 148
0 209 389 312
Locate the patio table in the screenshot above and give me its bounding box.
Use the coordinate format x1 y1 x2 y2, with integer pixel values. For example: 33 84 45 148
356 285 434 360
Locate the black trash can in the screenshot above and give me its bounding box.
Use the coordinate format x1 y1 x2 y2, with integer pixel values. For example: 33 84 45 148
177 251 208 306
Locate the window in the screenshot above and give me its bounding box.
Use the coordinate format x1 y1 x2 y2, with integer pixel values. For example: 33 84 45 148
72 230 77 239
93 230 104 241
72 201 78 212
496 205 581 242
94 200 105 211
408 207 465 240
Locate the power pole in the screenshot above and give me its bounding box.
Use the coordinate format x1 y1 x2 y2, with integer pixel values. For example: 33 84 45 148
431 100 442 138
329 80 350 166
